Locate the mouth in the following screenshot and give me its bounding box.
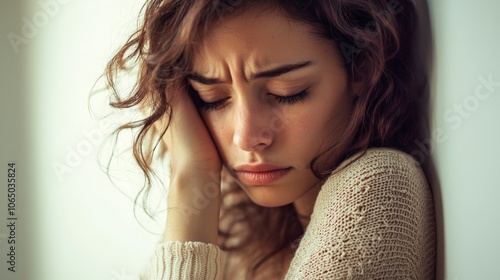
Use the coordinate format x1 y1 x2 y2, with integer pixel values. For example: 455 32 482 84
234 165 292 185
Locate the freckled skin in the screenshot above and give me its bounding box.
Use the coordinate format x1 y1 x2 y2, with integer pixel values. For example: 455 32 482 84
189 7 354 217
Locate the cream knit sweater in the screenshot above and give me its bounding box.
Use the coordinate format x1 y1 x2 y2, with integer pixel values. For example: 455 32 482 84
141 148 436 279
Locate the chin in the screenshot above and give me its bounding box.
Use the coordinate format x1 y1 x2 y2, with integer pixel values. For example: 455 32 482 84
241 185 296 208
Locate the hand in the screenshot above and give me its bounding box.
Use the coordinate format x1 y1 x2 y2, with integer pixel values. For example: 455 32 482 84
163 84 222 177
159 84 222 244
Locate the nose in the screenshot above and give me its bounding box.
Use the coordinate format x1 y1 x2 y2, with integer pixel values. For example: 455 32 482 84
232 98 274 152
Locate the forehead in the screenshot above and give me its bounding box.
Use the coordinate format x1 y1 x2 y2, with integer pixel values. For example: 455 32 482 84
191 7 327 78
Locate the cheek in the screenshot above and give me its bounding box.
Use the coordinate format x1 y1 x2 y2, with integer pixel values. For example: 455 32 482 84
289 115 325 149
290 96 351 149
201 113 232 156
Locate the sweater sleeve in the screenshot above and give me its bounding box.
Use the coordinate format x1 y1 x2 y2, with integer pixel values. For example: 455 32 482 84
140 241 226 280
285 149 436 279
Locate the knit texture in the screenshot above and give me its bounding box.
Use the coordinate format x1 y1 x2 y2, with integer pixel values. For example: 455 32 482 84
286 148 436 279
140 241 226 280
141 148 436 279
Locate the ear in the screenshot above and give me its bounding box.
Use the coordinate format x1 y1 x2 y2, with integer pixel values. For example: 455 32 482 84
348 61 366 97
350 80 363 97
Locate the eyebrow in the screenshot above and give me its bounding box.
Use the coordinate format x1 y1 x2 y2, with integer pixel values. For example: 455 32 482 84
187 61 314 85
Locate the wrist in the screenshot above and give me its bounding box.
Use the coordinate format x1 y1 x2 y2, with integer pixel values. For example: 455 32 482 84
164 171 221 244
168 169 221 199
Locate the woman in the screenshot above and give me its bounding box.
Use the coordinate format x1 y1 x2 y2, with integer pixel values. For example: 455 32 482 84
104 0 435 279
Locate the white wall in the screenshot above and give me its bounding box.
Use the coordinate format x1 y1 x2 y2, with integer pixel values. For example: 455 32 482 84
429 0 500 279
2 1 166 279
1 0 500 279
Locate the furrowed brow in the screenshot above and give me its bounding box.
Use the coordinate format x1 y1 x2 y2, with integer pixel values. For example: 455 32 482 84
186 73 225 85
187 60 314 85
250 61 314 80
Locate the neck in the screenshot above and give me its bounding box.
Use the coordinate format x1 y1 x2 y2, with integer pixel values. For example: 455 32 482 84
293 184 321 229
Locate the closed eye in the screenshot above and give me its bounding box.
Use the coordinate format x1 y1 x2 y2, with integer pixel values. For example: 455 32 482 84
190 87 311 112
196 98 228 111
272 89 310 105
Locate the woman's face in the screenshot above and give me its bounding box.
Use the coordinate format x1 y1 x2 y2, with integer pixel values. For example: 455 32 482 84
188 7 354 207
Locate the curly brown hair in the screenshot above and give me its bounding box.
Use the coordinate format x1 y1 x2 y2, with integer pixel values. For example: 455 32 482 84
103 0 427 278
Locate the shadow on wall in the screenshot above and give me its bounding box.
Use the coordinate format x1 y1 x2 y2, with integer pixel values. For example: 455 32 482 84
412 0 444 279
1 0 38 279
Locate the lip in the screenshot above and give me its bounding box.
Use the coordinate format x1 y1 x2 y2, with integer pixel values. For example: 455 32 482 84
234 164 292 185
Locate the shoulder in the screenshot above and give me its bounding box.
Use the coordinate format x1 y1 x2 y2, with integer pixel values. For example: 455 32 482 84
312 147 432 223
289 151 436 278
322 148 428 195
335 147 424 179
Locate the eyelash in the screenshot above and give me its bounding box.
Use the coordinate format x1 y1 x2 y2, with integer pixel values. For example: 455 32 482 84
194 89 310 112
274 89 310 105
